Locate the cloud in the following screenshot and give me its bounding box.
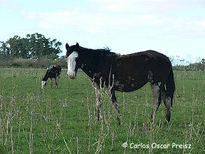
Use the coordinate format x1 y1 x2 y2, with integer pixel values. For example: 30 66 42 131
199 21 205 27
22 11 71 30
1 0 205 58
0 0 19 9
89 0 205 12
0 0 12 5
20 0 205 40
22 9 155 34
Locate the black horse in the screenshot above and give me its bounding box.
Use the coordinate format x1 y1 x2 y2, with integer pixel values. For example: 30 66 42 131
42 64 62 89
65 43 175 125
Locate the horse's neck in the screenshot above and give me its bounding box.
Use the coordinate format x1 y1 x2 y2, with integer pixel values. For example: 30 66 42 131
79 47 115 79
80 53 101 79
42 73 49 81
81 61 97 79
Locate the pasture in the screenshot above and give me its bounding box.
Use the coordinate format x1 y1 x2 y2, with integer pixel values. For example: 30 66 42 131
0 68 204 153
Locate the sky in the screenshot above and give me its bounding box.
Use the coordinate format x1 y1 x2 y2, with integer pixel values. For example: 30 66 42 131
0 0 205 63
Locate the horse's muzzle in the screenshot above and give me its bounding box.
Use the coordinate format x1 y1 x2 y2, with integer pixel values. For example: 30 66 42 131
67 72 76 79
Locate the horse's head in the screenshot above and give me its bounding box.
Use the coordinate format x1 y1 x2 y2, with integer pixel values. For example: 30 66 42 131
41 81 47 89
65 43 80 79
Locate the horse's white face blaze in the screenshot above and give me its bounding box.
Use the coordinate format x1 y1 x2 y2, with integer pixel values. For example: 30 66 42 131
42 81 47 89
67 51 78 79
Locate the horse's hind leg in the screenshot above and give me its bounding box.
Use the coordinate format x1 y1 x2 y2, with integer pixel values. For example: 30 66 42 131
95 88 102 121
106 89 121 125
161 86 171 122
50 78 53 88
151 82 162 123
111 91 121 125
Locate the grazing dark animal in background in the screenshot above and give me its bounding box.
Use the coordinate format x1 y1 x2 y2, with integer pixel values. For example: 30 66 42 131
65 43 175 125
42 64 62 89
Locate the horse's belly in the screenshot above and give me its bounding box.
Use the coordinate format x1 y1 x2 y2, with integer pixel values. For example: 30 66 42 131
114 79 147 92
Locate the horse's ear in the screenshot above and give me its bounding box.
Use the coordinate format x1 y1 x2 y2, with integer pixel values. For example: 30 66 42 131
76 42 79 47
65 43 69 50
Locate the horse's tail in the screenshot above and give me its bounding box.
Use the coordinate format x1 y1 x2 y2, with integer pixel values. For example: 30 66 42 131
165 68 175 106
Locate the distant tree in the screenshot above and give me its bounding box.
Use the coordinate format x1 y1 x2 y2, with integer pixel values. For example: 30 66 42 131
6 35 28 58
0 41 9 58
201 58 205 64
0 33 62 60
25 33 62 59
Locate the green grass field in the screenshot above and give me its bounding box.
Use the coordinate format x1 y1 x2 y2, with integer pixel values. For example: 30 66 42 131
0 68 204 153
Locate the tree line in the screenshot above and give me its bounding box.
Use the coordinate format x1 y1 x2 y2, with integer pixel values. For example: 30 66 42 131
1 33 205 70
0 33 62 60
173 58 205 71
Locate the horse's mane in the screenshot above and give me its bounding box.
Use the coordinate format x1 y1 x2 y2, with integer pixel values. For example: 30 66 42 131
79 46 117 57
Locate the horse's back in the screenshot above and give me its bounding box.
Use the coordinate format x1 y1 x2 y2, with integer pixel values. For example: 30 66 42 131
46 64 61 78
139 50 172 84
144 50 170 63
115 50 171 72
54 64 62 71
112 50 172 90
119 50 170 62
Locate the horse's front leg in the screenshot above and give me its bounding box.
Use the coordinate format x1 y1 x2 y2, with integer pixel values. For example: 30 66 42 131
55 77 59 88
95 88 102 122
50 78 53 88
105 89 121 125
